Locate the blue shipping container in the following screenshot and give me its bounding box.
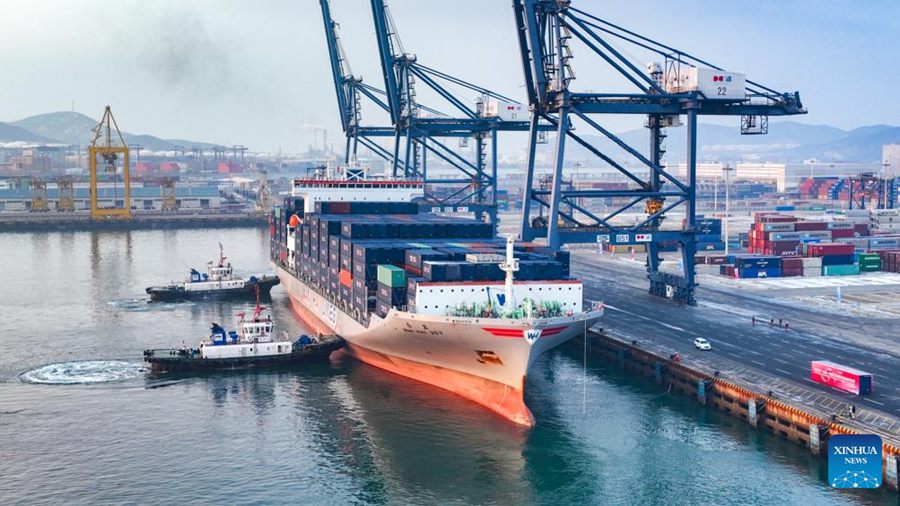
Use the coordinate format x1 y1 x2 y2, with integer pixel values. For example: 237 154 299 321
738 267 781 278
696 241 725 251
734 256 781 269
821 254 855 266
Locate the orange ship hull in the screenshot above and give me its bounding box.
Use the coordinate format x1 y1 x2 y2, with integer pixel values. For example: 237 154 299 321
289 295 534 425
278 264 602 426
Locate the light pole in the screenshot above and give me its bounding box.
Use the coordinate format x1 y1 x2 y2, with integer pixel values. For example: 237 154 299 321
723 164 734 255
713 174 719 214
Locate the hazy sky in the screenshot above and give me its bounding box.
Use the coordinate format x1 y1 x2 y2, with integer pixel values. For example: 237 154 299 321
1 0 898 153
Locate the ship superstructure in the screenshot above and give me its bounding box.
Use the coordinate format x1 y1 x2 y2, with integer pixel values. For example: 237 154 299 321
270 164 602 425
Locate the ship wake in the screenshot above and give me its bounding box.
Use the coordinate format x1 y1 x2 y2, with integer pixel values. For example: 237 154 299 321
19 361 148 385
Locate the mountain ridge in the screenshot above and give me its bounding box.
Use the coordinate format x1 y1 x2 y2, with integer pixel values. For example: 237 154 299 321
3 111 219 151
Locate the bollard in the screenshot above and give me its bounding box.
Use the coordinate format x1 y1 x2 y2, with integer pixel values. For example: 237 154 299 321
808 424 827 455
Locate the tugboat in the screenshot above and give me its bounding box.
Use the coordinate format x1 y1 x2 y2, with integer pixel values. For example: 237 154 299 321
146 243 279 301
143 292 343 372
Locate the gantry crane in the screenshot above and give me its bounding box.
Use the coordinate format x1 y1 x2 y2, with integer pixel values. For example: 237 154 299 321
30 179 49 212
56 177 75 212
160 177 177 211
512 0 805 304
89 106 131 219
320 0 405 168
369 0 552 226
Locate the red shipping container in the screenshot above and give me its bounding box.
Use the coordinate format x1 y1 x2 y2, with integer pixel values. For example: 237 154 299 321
810 360 873 395
806 243 854 256
703 255 727 265
854 224 870 235
830 229 855 238
880 251 900 272
771 240 800 250
781 257 804 269
794 221 829 231
782 268 803 277
339 269 352 287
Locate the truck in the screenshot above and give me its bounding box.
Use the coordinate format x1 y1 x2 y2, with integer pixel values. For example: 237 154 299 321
810 360 874 395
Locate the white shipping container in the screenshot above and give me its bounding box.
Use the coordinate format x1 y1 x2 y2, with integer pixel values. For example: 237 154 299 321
800 257 823 268
762 223 795 232
768 230 832 241
465 253 505 264
802 268 822 277
483 99 525 121
665 66 746 100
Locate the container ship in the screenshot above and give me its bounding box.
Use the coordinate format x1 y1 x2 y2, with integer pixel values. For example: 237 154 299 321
269 166 603 425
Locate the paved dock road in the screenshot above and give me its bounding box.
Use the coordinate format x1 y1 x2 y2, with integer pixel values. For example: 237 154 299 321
572 253 900 420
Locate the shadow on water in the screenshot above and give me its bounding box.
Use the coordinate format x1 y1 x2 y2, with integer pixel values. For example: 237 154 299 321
326 356 536 505
546 341 896 506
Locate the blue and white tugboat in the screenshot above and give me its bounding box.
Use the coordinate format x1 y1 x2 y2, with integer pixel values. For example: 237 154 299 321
143 294 343 372
146 243 279 301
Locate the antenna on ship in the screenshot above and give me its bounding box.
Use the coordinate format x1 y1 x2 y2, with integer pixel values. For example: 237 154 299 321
218 242 227 267
498 235 519 311
252 285 265 321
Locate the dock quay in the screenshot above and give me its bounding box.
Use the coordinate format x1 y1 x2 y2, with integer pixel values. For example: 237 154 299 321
0 211 267 233
582 328 900 492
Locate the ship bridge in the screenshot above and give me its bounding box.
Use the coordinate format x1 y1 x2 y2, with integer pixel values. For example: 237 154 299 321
291 177 424 212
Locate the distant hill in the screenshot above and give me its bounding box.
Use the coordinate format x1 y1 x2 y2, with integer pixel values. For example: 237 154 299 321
782 125 900 163
0 121 60 144
572 121 899 164
5 111 219 151
10 111 97 145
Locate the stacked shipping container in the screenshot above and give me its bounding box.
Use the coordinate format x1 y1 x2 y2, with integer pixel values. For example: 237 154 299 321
270 199 572 320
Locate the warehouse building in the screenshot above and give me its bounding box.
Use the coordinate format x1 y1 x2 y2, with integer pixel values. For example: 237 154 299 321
884 144 900 177
677 161 878 192
0 185 221 212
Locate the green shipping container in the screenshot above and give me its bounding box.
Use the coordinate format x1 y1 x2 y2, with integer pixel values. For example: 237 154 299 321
822 264 860 276
377 264 406 287
859 262 881 272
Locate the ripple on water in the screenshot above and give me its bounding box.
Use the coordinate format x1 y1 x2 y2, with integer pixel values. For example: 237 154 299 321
19 360 148 385
107 298 189 312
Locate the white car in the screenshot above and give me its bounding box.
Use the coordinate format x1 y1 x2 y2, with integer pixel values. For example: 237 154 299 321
693 337 711 350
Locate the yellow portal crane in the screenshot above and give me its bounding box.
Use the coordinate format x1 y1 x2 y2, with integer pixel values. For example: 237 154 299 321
30 179 49 212
56 177 75 211
89 106 131 219
160 177 177 211
256 169 271 211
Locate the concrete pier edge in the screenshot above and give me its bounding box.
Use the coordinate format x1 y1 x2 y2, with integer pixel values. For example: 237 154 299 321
581 329 900 493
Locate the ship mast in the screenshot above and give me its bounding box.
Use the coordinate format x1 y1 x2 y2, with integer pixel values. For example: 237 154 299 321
252 285 264 321
218 242 227 267
498 235 519 310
